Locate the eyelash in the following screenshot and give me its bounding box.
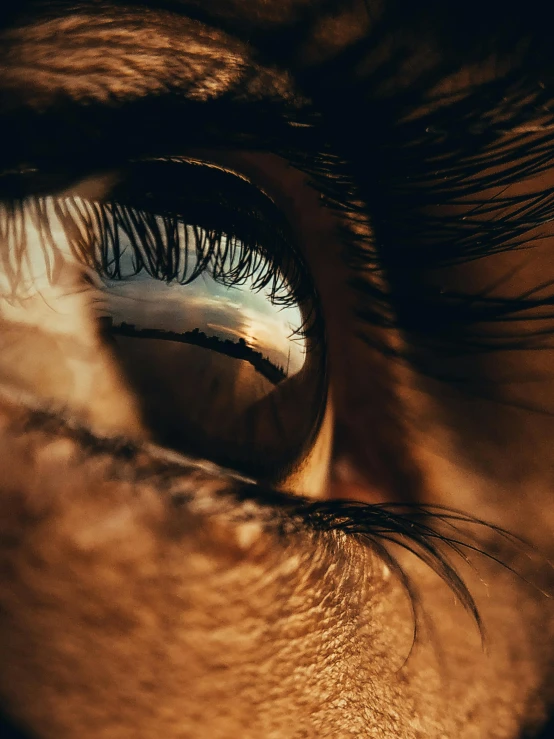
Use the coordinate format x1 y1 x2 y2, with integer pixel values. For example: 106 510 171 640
4 93 552 369
0 192 320 341
7 394 543 646
279 92 554 372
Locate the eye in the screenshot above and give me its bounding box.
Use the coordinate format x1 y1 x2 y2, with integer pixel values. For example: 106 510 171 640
0 159 329 487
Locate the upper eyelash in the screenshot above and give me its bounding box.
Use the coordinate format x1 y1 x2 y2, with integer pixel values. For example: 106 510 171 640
284 82 554 350
57 196 300 302
1 77 552 363
0 192 320 340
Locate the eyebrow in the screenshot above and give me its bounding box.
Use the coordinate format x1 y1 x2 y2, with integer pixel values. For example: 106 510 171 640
0 2 322 181
0 2 300 105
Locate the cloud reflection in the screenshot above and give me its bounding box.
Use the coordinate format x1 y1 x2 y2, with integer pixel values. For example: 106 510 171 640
99 267 306 375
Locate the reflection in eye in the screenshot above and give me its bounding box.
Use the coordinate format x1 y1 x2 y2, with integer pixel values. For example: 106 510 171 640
0 161 328 482
95 221 323 480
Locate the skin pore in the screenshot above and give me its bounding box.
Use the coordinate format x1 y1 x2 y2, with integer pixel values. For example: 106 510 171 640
1 0 554 737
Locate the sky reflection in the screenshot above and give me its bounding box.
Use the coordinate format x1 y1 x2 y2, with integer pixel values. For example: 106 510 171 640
100 265 306 375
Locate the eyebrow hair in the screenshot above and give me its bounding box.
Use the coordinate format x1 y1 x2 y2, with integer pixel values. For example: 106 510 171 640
0 2 301 108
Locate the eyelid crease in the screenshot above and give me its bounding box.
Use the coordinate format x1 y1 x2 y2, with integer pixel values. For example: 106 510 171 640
135 155 269 197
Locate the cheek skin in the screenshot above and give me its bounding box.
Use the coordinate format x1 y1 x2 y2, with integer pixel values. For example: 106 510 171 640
0 395 552 739
0 397 387 738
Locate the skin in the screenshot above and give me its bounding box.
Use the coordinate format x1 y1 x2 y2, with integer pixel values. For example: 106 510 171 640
1 0 554 736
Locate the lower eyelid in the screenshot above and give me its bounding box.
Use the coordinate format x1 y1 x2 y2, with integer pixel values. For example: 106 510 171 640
0 390 325 571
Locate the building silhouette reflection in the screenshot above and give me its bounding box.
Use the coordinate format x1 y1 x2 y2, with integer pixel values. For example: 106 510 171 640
99 315 288 385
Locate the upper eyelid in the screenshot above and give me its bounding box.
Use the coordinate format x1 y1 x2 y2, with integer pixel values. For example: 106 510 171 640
4 78 550 353
0 94 313 176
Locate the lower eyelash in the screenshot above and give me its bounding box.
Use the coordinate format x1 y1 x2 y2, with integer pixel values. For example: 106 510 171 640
2 380 543 650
